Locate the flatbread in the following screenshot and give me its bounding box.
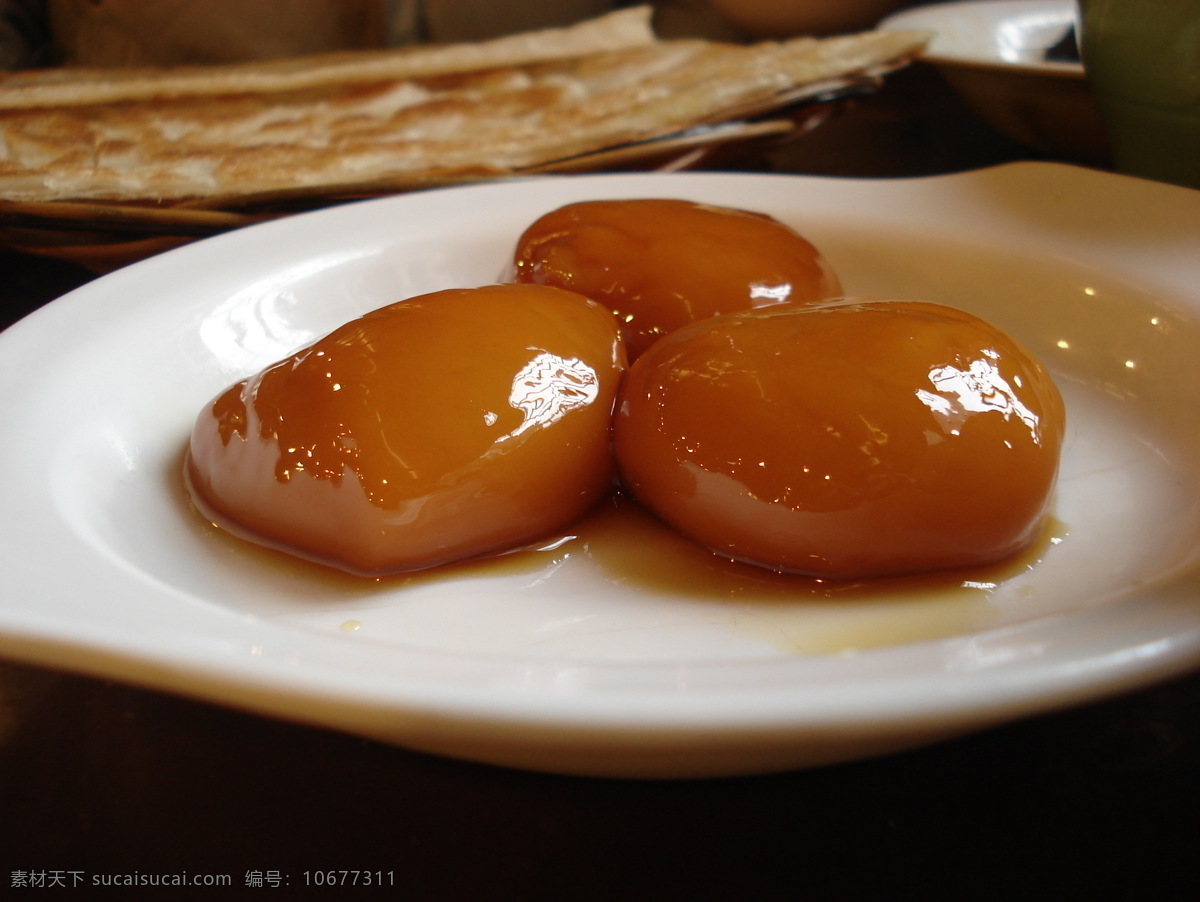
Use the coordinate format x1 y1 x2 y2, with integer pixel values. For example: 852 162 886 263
0 7 659 109
0 8 929 205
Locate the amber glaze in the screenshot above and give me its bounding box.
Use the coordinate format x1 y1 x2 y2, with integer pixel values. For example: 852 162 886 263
613 299 1066 579
511 199 842 360
186 283 626 576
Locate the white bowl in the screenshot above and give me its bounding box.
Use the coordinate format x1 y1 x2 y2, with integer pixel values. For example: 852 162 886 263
880 0 1108 163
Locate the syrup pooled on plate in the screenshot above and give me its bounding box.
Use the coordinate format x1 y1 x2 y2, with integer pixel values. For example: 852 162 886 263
511 198 843 360
185 283 626 576
614 298 1066 579
189 485 1065 656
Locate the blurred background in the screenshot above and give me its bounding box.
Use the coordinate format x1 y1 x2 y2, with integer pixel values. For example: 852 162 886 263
0 0 949 69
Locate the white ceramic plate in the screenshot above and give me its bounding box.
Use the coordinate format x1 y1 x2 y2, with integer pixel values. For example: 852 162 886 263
2 163 1199 779
880 1 1106 163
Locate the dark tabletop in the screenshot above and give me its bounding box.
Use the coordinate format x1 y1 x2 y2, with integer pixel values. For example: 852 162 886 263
2 65 1198 901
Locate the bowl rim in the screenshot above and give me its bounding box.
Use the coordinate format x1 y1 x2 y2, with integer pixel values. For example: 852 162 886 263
880 0 1085 80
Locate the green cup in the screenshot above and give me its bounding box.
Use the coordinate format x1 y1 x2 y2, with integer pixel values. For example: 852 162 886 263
1079 0 1200 189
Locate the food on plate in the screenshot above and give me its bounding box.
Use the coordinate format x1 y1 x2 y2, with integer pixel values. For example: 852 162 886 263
185 283 625 576
613 298 1065 579
511 198 842 359
0 8 929 205
185 194 1064 589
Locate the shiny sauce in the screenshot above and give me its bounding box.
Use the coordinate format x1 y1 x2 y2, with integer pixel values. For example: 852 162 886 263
183 202 1068 655
189 487 1065 655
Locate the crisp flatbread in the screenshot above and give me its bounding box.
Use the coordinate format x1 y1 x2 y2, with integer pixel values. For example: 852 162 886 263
0 8 928 205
